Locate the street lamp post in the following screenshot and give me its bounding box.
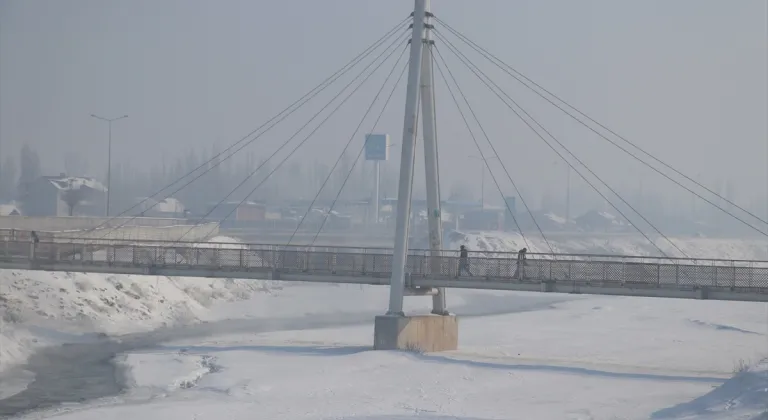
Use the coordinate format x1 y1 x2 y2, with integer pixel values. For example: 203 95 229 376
90 114 128 217
565 164 571 222
469 155 499 210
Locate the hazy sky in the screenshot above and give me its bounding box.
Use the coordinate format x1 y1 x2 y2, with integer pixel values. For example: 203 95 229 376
1 0 766 207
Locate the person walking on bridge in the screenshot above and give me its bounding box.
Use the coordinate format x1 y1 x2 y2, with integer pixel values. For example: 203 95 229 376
514 247 527 280
458 245 472 277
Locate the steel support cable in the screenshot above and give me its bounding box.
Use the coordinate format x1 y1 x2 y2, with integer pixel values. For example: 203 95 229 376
429 46 444 223
434 46 556 255
432 47 551 254
287 44 409 245
312 61 417 248
433 18 768 234
309 57 410 246
178 33 408 243
430 52 531 251
175 34 410 243
86 18 411 240
406 83 423 250
97 22 410 241
434 32 687 260
435 31 685 259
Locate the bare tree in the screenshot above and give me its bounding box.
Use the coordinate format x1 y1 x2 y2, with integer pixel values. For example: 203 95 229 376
18 144 40 192
60 186 88 216
0 157 17 201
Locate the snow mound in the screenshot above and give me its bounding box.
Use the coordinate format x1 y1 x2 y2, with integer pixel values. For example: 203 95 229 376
117 352 222 393
0 266 274 372
197 236 245 250
652 359 768 419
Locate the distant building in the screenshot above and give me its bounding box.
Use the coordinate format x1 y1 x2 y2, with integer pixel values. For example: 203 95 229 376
18 174 107 217
0 203 21 216
293 208 353 231
459 209 505 231
574 210 630 232
135 197 187 218
205 201 267 227
514 210 568 232
503 196 517 232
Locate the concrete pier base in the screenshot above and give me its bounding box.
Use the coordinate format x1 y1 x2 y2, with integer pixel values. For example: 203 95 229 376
373 314 458 352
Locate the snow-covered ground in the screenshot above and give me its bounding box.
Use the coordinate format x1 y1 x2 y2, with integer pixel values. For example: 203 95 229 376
0 232 766 419
11 289 766 420
0 270 272 369
0 236 271 373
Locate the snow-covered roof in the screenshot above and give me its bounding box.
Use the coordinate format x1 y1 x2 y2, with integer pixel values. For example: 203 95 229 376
308 208 347 217
48 176 107 193
137 197 186 213
543 212 567 225
155 198 184 213
0 204 21 216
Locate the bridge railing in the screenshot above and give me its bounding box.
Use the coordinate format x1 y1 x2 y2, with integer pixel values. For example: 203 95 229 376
10 236 768 266
13 241 768 291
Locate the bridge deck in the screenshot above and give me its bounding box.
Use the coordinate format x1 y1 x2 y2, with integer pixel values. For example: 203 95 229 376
1 240 767 302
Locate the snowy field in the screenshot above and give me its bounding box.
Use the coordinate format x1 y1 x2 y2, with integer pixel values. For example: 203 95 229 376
0 233 766 419
9 288 767 420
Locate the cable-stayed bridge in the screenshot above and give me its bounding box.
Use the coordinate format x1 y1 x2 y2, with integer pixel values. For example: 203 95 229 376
9 1 768 349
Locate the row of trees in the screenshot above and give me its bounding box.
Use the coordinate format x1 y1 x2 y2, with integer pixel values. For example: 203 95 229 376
105 148 393 216
0 143 403 214
0 145 42 202
2 144 754 237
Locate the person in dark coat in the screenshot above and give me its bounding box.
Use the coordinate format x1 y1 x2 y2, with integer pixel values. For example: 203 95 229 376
514 247 527 279
458 245 472 276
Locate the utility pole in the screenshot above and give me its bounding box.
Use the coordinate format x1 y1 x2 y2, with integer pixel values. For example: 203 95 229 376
373 159 380 225
90 114 128 217
470 155 499 210
565 164 571 222
553 160 571 222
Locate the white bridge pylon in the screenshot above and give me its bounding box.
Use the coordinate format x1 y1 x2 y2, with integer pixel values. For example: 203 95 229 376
388 0 448 316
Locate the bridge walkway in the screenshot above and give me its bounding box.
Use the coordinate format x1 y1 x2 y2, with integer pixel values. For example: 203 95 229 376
1 240 767 302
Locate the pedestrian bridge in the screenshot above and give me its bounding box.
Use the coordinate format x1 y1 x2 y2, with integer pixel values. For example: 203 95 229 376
2 239 768 302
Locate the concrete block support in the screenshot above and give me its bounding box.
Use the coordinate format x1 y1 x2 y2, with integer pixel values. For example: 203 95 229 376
373 314 458 352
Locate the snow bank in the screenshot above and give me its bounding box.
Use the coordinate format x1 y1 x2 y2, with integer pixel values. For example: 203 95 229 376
195 235 246 250
447 230 768 260
0 326 38 373
0 264 274 372
653 359 768 419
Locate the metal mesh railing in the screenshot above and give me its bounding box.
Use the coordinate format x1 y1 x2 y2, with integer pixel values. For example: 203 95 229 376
9 240 767 292
9 236 768 265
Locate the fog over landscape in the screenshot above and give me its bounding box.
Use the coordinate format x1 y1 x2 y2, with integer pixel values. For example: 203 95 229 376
0 1 766 419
